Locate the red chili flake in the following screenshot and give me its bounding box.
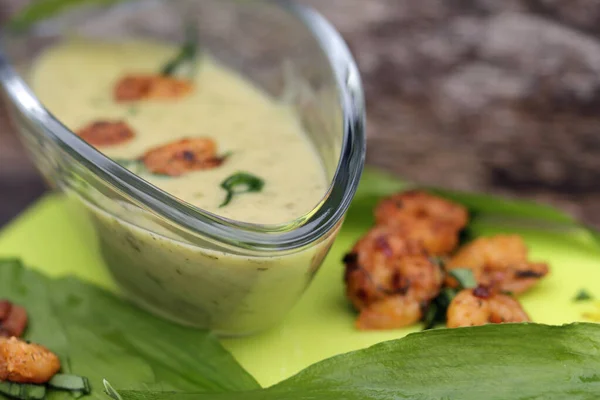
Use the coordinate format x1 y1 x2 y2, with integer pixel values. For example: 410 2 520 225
390 272 411 295
356 289 368 302
515 270 545 278
473 285 492 299
375 236 394 257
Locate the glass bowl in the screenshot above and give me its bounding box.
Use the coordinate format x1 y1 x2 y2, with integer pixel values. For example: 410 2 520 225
0 0 366 336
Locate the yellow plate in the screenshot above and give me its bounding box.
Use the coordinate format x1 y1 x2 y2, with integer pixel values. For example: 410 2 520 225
1 169 600 387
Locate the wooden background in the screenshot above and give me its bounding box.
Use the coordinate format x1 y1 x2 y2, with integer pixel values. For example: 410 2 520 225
2 0 600 227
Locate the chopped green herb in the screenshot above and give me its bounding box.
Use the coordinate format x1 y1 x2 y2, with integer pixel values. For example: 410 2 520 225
48 374 91 394
449 268 477 289
574 289 594 302
161 23 199 78
422 302 440 331
219 172 264 207
422 287 459 330
0 381 46 400
127 106 139 116
220 151 234 160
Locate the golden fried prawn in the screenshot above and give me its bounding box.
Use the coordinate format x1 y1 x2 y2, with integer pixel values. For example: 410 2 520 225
114 74 193 102
446 235 549 295
0 337 61 384
76 120 135 147
142 138 226 177
374 191 468 255
387 220 463 256
446 286 530 328
356 296 423 330
343 225 444 311
375 190 468 230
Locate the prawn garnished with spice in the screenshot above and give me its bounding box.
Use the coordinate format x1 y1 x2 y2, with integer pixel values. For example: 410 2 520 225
446 286 530 328
0 337 61 384
343 190 549 331
446 235 549 295
343 225 444 329
114 74 194 102
142 138 227 177
76 120 135 147
374 190 468 255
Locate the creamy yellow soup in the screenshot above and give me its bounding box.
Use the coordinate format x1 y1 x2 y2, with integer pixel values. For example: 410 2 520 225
31 39 328 224
28 39 337 336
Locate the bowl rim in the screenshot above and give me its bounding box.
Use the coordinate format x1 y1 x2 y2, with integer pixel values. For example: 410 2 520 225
0 0 366 252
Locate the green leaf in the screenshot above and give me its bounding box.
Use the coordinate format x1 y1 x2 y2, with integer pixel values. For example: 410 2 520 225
160 23 200 79
219 172 264 207
574 289 594 302
422 288 458 330
116 323 600 400
7 0 124 32
448 268 477 289
0 260 260 399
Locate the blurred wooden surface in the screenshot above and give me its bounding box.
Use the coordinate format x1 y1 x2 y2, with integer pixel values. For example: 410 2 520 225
2 0 600 227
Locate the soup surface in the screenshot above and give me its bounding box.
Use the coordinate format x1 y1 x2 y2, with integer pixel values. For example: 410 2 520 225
31 38 328 224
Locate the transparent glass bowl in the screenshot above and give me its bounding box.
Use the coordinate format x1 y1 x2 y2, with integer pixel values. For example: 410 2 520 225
0 0 366 336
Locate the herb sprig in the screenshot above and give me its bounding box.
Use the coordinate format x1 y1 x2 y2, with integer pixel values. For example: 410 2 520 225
160 23 200 79
423 268 476 330
448 268 477 289
574 289 594 302
219 172 264 208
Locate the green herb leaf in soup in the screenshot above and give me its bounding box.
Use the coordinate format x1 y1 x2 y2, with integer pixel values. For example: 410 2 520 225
219 172 264 207
160 23 200 79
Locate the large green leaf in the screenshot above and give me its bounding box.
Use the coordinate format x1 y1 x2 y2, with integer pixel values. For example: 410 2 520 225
115 323 600 400
0 260 260 400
